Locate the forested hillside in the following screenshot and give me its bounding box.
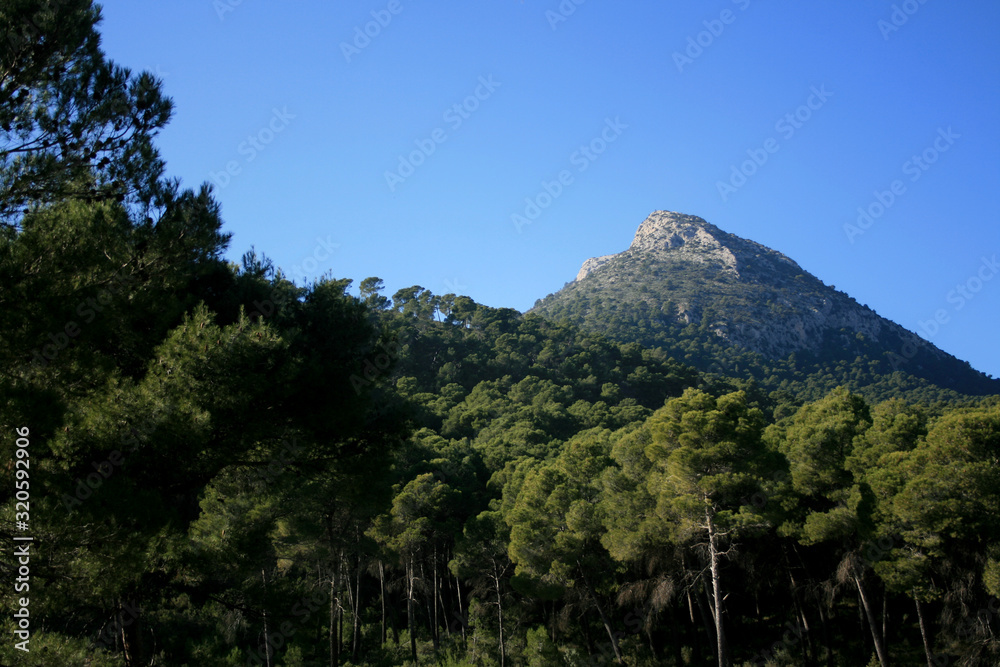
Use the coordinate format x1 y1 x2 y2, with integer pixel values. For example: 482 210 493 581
2 2 999 666
529 212 1000 403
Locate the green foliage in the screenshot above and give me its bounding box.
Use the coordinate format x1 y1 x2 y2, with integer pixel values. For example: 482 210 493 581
2 5 997 665
529 239 999 403
0 0 173 226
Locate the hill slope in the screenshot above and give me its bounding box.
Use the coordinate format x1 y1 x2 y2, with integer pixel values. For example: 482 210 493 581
530 211 999 401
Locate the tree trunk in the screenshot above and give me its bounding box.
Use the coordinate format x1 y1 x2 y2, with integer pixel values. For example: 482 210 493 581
693 581 713 665
455 572 467 643
433 545 440 644
261 571 273 667
577 560 623 664
706 508 728 667
493 560 506 667
379 560 387 646
329 574 338 667
854 575 888 667
914 594 934 667
407 556 418 664
120 598 146 667
352 554 362 663
785 558 814 664
798 608 813 664
686 586 696 625
437 579 451 638
420 561 438 652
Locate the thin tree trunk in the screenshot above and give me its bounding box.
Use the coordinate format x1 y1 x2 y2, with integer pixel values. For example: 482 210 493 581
379 560 387 646
120 598 146 667
261 571 273 667
786 557 814 664
455 572 467 642
493 560 506 667
407 556 418 664
914 594 934 667
577 560 623 664
437 580 451 638
420 561 438 652
338 569 346 662
694 581 713 665
329 574 338 667
799 607 813 664
433 545 440 644
354 558 363 661
854 575 888 667
706 508 728 667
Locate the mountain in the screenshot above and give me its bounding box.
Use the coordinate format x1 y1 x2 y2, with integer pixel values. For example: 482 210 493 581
530 210 999 401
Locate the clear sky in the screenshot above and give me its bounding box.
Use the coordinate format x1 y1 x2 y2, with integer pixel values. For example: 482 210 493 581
94 1 1000 379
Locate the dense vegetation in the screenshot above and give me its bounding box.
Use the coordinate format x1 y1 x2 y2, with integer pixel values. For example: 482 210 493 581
2 3 999 666
530 242 1000 404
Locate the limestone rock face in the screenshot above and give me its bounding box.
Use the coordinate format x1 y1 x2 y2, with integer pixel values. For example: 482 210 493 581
576 210 803 285
530 209 998 396
576 254 615 282
626 211 741 275
551 210 930 361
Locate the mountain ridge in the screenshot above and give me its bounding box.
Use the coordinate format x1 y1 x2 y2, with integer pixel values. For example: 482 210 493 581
530 210 998 399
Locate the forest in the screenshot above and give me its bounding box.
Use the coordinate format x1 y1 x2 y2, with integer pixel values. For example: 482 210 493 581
2 2 999 666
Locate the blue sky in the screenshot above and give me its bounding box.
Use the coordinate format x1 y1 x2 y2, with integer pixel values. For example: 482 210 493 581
96 0 1000 378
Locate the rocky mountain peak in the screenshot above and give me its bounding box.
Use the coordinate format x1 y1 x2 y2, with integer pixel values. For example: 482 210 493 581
629 211 719 250
533 210 1000 397
575 210 803 283
628 211 739 273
